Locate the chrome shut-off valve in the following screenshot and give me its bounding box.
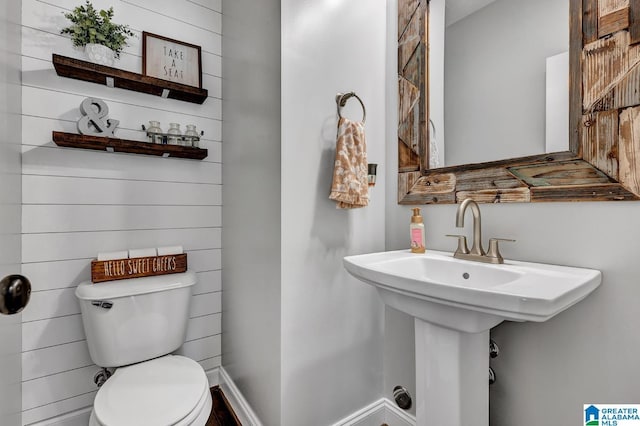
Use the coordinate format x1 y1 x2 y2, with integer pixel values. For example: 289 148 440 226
489 339 500 358
489 339 499 385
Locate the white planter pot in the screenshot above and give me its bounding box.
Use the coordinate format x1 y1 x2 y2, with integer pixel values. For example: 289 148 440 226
84 43 115 67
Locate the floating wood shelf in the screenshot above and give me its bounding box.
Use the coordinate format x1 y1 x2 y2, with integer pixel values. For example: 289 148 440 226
52 54 208 104
52 131 208 160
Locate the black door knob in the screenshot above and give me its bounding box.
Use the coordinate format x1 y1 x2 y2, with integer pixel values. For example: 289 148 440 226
0 274 32 315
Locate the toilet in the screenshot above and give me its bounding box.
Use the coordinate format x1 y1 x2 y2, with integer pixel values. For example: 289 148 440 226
75 271 212 426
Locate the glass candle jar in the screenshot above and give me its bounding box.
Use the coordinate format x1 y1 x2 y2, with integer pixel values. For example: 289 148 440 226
167 123 181 145
147 121 163 144
184 124 200 148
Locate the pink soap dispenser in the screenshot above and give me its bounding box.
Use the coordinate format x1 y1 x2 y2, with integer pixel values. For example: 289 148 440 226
410 208 426 253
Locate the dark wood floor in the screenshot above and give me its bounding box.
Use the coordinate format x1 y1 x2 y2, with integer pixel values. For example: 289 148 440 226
206 386 241 426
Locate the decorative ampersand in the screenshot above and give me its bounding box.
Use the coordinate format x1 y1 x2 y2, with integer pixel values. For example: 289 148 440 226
77 98 120 137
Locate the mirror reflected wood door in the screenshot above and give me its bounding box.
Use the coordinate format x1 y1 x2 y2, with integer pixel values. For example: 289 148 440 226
398 0 640 204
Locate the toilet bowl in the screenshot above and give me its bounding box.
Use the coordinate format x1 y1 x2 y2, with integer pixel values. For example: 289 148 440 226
76 272 212 426
88 355 212 426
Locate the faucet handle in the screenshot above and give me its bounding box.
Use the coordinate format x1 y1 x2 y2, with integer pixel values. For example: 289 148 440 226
487 238 515 263
446 234 470 255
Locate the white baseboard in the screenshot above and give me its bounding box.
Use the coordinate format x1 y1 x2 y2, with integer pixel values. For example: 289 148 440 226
383 399 416 426
331 398 416 426
329 399 386 426
218 366 264 426
215 370 415 426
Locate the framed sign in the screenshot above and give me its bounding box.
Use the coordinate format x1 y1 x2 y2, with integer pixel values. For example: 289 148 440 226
142 32 202 88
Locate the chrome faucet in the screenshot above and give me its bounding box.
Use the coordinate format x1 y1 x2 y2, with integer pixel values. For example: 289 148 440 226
446 199 514 264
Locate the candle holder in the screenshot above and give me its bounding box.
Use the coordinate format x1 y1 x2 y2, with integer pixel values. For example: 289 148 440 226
141 123 204 147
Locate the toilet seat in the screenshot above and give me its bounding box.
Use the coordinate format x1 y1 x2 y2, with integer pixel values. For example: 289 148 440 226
91 355 211 426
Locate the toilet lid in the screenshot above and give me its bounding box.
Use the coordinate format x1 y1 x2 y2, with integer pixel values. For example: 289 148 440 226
94 355 208 426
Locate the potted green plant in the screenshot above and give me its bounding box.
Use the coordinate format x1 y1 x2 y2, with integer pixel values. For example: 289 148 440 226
60 1 134 67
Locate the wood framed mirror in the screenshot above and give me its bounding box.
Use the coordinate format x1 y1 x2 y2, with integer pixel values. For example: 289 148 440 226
398 0 640 204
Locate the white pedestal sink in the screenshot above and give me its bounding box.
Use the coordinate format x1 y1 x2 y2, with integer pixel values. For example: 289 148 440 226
344 250 601 426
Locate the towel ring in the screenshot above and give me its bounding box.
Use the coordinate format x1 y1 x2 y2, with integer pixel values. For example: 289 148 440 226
336 92 366 124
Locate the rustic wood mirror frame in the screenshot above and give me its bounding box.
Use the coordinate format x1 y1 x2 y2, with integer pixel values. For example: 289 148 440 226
398 0 640 204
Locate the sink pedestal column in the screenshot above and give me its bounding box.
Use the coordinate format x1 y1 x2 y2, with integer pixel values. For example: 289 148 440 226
414 318 489 426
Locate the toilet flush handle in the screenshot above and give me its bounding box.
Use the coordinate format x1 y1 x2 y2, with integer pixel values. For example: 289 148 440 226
91 300 114 309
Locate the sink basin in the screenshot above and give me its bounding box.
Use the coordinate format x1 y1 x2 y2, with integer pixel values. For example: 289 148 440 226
343 249 601 426
344 249 601 332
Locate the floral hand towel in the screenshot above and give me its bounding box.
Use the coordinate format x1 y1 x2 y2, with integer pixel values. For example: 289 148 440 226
329 117 369 209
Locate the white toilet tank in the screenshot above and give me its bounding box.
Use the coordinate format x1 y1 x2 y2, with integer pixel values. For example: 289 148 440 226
75 271 196 368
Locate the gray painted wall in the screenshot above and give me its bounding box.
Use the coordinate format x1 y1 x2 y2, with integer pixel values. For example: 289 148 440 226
223 1 633 425
280 1 388 424
221 1 282 425
444 0 568 166
386 3 640 424
224 1 388 424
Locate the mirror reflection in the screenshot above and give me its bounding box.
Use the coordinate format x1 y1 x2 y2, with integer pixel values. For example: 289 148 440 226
429 0 569 168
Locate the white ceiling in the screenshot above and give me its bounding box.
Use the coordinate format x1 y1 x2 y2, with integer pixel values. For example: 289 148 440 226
445 0 499 27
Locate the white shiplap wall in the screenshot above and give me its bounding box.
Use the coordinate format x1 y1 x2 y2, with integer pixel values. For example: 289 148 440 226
20 1 222 424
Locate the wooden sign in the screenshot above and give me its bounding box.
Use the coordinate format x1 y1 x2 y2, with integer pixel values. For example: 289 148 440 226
91 254 187 283
142 32 202 88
